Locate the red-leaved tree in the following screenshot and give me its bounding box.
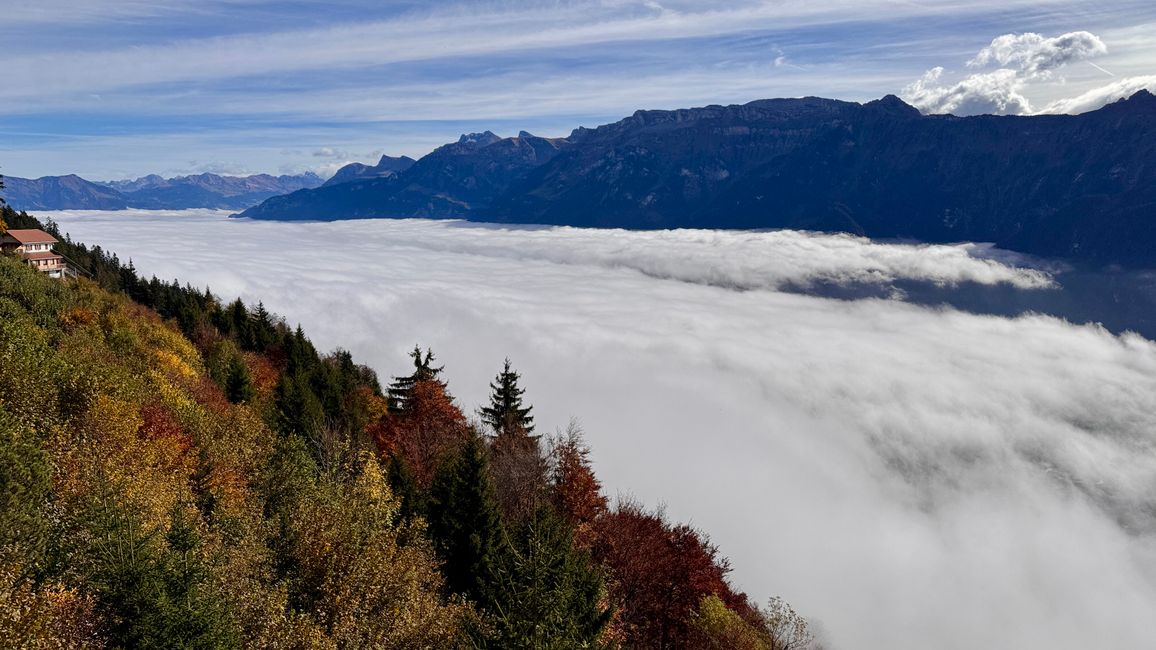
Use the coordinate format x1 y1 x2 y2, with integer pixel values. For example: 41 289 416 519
370 379 470 488
592 500 753 650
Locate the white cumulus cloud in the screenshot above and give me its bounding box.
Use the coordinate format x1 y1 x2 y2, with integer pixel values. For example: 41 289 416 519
968 31 1108 77
902 30 1132 116
902 66 1032 115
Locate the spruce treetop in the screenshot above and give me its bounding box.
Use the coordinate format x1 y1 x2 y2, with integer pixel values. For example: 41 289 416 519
388 345 445 410
481 357 535 437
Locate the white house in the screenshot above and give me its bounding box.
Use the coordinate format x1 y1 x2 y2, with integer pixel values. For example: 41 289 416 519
0 229 72 278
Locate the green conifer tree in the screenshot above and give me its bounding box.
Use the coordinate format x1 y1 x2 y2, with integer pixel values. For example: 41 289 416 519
486 507 612 649
273 372 325 441
426 432 502 605
385 451 425 522
223 353 255 404
85 497 237 649
224 298 259 351
251 302 275 352
480 358 535 437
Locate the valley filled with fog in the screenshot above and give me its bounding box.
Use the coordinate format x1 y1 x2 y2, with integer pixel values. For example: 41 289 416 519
46 209 1156 650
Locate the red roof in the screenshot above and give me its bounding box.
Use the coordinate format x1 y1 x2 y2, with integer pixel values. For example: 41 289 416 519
23 251 63 261
4 229 58 244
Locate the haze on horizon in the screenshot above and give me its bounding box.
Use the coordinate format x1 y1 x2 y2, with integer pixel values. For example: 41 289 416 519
2 0 1155 180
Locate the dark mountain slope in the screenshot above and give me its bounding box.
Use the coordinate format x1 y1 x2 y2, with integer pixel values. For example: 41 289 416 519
240 131 566 221
234 91 1156 267
322 154 416 186
490 92 1156 265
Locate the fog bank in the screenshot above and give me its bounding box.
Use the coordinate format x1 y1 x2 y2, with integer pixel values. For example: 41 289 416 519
45 210 1156 650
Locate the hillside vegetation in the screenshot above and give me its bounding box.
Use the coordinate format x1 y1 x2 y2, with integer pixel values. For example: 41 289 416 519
0 203 815 649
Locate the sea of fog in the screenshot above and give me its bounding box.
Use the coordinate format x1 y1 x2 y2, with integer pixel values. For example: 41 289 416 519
43 209 1156 650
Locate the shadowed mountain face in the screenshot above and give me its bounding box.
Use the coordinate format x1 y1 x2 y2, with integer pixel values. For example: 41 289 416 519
240 92 1156 268
3 172 324 210
496 93 1156 267
240 131 566 221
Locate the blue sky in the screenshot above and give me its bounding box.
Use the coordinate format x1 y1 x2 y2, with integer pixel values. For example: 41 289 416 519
2 0 1154 180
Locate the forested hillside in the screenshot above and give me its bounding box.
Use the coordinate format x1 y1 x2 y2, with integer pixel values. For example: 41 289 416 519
0 200 815 649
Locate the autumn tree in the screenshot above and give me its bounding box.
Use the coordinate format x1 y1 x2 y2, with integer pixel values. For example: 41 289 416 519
592 501 748 650
689 594 771 650
276 453 472 647
374 378 471 488
0 406 52 580
761 596 815 650
489 433 548 525
480 358 535 437
548 422 608 544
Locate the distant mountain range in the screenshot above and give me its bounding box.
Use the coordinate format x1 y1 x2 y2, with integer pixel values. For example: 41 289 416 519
2 175 129 211
8 92 1156 267
2 171 325 211
238 91 1156 268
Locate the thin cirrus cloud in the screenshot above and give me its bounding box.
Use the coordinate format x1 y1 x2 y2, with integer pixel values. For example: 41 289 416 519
43 209 1156 650
4 0 1156 178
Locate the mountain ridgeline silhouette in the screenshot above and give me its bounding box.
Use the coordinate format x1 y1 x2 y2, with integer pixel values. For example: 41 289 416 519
3 171 324 210
239 92 1156 267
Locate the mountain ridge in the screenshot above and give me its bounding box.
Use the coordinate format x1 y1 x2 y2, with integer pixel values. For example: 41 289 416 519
321 155 417 187
2 170 326 211
238 92 1156 268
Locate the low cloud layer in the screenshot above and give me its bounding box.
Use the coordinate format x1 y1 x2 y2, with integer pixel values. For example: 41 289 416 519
904 29 1152 116
45 210 1156 650
245 219 1055 291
